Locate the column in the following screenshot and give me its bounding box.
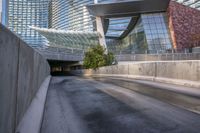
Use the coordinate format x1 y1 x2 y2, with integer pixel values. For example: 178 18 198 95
96 16 108 54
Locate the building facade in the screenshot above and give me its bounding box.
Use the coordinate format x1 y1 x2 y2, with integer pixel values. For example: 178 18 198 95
106 13 173 54
4 0 49 47
89 0 200 54
48 0 95 31
2 0 200 53
168 1 200 49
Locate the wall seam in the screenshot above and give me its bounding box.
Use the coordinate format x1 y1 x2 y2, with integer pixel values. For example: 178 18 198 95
14 39 20 132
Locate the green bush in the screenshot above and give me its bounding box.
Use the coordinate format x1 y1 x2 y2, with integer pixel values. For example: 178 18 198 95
105 52 115 65
83 45 115 69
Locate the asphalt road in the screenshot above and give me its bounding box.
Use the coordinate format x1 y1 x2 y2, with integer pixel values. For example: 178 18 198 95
41 76 200 133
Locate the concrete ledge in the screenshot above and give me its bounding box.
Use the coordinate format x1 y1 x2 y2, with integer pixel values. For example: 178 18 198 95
85 74 200 88
154 77 200 89
16 76 51 133
73 60 200 88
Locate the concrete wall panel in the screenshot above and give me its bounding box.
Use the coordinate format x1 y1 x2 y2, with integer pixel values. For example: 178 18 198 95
128 62 155 77
0 24 19 133
156 61 200 81
77 61 200 86
16 40 35 125
111 65 118 74
0 24 50 133
117 65 128 75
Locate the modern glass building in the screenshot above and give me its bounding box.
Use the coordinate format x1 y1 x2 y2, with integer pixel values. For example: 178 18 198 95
106 13 172 54
86 0 173 54
48 0 95 31
42 0 173 54
4 0 49 47
2 0 200 53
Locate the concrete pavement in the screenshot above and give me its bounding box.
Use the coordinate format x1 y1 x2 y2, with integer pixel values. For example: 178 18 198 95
41 76 200 133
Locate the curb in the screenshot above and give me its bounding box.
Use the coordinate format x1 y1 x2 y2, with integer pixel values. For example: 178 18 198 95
16 76 51 133
84 74 200 89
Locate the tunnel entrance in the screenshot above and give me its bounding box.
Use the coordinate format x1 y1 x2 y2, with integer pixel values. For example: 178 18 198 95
48 60 82 76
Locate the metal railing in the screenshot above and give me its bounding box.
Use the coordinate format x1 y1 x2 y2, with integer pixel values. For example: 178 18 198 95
116 53 200 61
34 46 200 61
110 48 194 55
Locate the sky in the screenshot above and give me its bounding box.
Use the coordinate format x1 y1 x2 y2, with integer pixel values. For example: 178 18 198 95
0 0 2 12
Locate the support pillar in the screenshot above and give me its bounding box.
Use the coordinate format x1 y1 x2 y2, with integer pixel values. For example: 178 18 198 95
94 0 107 53
96 16 108 54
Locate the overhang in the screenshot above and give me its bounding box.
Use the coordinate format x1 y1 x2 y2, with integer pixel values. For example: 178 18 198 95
30 26 100 49
87 0 170 18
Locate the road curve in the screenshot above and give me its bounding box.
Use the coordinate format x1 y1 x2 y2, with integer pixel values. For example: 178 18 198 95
41 76 200 133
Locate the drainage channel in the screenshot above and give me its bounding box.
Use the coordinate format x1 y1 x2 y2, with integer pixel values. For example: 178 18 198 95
92 76 200 114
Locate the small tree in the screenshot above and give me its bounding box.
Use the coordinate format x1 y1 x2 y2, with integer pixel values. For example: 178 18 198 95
83 45 115 69
105 52 115 66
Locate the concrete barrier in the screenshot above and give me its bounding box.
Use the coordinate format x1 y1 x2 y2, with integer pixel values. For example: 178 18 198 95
116 53 200 61
16 76 51 133
73 61 200 88
0 24 50 133
193 47 200 53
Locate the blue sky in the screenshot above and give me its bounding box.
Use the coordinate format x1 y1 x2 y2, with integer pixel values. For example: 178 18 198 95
1 0 6 24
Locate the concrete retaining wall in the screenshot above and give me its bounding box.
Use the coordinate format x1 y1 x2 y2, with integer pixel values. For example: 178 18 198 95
193 47 200 53
0 24 50 133
73 61 200 88
116 53 200 61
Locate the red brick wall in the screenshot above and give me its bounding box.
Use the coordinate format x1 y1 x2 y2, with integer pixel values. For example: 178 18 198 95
168 1 200 49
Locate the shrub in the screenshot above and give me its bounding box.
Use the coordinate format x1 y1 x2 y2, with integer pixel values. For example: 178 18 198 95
83 45 115 69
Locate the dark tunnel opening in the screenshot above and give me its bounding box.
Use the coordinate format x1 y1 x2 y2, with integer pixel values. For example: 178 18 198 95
47 60 82 76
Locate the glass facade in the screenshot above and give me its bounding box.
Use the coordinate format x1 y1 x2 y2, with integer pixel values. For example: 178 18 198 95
30 27 100 50
106 17 132 38
107 13 172 54
46 0 99 49
49 0 95 31
107 18 147 54
4 0 173 54
142 13 172 53
7 0 49 47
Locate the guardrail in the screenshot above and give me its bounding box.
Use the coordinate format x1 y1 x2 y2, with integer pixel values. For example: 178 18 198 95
116 53 200 61
34 46 200 61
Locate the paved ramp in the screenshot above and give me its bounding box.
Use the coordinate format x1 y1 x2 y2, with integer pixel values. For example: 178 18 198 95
41 77 200 133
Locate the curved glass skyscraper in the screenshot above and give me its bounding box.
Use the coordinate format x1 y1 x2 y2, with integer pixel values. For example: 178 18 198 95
6 0 49 47
48 0 95 31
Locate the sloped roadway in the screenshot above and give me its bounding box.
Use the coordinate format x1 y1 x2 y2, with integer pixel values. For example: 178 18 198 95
41 76 200 133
